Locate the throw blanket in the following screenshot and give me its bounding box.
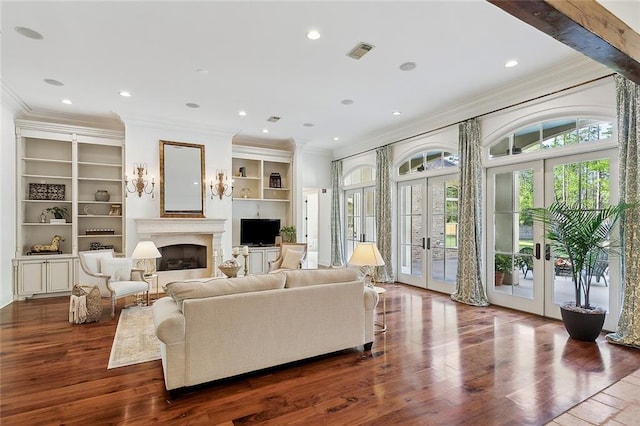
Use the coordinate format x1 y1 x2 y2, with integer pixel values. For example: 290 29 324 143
69 294 88 324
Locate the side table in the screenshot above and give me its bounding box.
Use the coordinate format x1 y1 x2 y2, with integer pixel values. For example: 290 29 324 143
144 273 159 303
373 286 387 333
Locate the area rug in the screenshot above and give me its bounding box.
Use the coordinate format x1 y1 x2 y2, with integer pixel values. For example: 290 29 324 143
108 306 160 369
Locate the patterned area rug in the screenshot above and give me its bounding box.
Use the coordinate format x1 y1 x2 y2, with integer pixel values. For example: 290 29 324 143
108 306 160 369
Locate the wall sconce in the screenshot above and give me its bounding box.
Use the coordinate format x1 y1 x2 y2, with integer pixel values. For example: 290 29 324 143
125 163 155 198
210 170 233 200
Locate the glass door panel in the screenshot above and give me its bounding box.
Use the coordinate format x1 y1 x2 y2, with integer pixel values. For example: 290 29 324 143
428 177 459 292
344 189 361 262
545 153 617 329
487 161 544 315
397 181 425 287
345 187 376 263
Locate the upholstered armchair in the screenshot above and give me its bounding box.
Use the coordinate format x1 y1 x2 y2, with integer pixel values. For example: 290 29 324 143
267 243 308 272
78 249 149 318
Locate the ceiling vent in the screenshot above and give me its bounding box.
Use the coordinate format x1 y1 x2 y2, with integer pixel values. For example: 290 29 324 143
267 116 281 123
347 42 375 60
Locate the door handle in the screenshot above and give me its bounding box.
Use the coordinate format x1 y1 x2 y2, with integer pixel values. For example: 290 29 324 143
425 237 430 250
535 243 541 260
545 244 551 261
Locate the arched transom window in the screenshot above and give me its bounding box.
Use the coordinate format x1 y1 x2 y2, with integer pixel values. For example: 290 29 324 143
489 118 613 158
398 151 459 176
344 166 376 186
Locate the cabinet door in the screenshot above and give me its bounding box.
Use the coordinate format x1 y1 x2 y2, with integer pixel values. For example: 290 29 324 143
18 261 46 295
248 251 265 274
47 259 73 292
266 249 279 265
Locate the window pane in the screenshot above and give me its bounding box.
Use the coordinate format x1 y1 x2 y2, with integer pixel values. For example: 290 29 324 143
490 137 510 158
514 124 540 153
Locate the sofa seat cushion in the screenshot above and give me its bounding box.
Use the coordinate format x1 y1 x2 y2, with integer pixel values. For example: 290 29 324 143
283 267 360 288
165 272 286 311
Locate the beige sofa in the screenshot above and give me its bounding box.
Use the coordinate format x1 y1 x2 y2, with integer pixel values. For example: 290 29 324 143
152 268 379 391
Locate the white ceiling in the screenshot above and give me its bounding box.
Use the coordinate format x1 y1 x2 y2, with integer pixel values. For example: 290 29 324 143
2 1 629 153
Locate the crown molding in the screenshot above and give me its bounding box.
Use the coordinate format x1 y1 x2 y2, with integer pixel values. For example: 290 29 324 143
1 81 29 116
119 112 238 140
332 55 611 160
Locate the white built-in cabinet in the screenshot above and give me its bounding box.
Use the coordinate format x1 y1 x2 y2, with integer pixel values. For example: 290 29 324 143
12 120 125 299
247 247 280 274
231 146 292 203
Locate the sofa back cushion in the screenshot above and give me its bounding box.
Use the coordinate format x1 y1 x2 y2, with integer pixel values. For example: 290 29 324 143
283 268 360 288
165 272 286 311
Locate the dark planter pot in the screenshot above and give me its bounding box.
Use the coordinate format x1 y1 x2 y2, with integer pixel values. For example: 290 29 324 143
560 305 606 342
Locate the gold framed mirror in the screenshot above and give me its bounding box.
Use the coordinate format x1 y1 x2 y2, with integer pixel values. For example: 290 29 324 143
159 140 205 218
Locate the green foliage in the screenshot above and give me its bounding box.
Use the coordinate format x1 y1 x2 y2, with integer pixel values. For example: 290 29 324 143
45 206 69 219
530 201 635 309
280 226 296 243
494 254 512 273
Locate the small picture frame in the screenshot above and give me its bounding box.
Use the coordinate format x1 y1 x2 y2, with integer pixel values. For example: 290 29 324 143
108 204 122 216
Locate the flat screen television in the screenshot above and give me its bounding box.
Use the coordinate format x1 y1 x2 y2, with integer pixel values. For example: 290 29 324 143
240 218 281 247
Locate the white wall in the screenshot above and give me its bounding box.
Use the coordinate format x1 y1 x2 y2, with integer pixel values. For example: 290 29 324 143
123 119 235 256
1 99 17 308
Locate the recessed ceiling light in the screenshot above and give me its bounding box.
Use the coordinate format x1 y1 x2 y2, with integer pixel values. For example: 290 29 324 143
238 110 247 116
61 99 72 105
43 79 64 86
333 137 340 141
119 91 131 97
186 103 200 108
505 59 519 68
399 62 416 71
303 123 314 127
341 99 354 105
15 26 43 40
306 30 321 40
196 69 209 75
262 129 269 133
392 111 401 116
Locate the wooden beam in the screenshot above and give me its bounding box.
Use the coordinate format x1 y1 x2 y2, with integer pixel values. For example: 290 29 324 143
488 0 640 85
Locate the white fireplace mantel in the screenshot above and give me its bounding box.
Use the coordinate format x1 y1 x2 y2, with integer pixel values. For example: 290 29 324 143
134 218 227 285
135 218 226 237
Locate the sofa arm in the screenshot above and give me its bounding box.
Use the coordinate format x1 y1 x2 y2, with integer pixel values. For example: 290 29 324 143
363 286 379 310
153 297 186 345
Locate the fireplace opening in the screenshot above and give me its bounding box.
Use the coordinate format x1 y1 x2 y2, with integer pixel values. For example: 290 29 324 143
157 244 207 271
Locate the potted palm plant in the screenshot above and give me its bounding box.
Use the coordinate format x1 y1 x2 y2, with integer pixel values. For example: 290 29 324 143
530 201 634 341
494 253 512 286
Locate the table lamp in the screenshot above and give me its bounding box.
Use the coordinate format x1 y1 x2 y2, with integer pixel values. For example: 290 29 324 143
131 240 162 276
348 242 385 287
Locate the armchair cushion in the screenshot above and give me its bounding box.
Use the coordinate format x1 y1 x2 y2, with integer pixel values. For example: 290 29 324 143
280 249 305 269
100 258 133 281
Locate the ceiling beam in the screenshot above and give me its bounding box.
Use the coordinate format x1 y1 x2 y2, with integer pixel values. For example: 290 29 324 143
488 0 640 84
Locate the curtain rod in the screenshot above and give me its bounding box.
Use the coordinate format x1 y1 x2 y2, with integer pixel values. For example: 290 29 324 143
336 72 616 162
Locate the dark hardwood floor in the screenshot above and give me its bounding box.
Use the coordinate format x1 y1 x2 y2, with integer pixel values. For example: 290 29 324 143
2 284 640 425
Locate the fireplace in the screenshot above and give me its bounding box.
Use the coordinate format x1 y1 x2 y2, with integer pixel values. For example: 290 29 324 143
135 218 226 286
157 244 207 271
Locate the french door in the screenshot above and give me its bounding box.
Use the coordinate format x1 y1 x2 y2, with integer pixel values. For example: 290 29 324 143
344 186 375 262
487 149 619 329
397 175 459 293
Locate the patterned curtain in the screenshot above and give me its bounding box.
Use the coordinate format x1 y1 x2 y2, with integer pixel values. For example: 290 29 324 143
374 145 394 282
607 75 640 348
330 160 345 267
451 118 489 306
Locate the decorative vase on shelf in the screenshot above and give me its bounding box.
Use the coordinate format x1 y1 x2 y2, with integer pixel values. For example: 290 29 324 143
95 190 110 202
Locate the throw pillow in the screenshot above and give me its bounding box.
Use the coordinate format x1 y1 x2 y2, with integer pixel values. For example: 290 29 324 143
100 258 132 281
280 249 304 269
165 272 286 311
71 285 103 323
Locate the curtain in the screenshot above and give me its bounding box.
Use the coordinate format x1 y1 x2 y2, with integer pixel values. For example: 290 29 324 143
607 75 640 347
451 118 489 306
330 160 345 267
374 145 394 282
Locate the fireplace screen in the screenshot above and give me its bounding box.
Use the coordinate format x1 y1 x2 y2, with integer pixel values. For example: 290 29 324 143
157 244 207 271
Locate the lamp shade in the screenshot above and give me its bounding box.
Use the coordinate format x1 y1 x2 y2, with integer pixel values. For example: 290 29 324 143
348 242 385 267
131 241 161 259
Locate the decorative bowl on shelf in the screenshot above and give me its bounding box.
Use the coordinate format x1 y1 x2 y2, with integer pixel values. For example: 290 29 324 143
218 265 241 278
